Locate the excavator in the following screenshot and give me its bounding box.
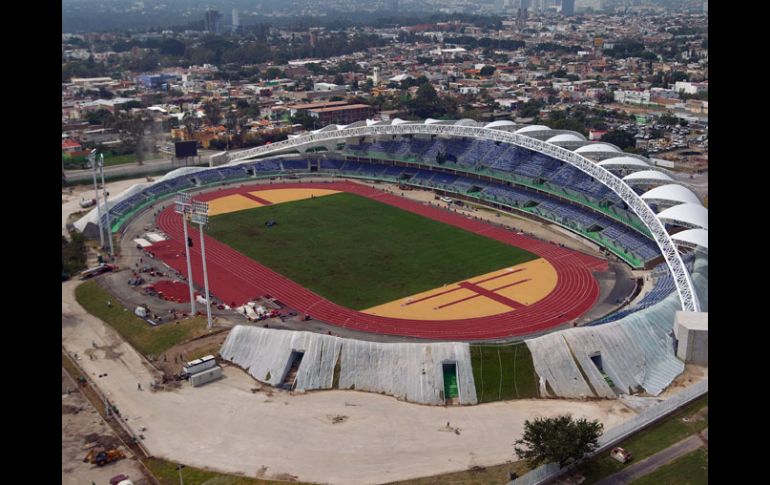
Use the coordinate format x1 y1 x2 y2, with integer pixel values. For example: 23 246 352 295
83 446 125 466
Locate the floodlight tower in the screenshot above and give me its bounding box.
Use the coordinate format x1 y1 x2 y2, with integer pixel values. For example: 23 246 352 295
191 200 213 330
98 153 114 259
88 150 105 249
174 192 196 316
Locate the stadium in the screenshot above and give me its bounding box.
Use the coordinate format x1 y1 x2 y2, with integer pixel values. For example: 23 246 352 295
74 118 708 408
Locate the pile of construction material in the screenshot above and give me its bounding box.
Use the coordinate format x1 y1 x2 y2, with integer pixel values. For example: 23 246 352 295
183 355 223 387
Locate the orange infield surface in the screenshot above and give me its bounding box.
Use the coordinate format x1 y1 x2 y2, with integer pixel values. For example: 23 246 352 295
207 188 340 216
364 259 558 320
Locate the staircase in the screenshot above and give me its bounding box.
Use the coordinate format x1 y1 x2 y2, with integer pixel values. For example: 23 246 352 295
281 352 304 390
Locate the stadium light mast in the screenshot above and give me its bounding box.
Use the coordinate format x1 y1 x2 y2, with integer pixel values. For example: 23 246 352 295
88 150 105 249
98 153 115 259
191 200 213 330
174 193 196 316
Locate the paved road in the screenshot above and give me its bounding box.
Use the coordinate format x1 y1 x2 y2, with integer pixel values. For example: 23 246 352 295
596 428 708 485
64 151 220 183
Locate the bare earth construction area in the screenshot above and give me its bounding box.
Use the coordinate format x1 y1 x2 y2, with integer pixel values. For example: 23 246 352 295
62 279 633 484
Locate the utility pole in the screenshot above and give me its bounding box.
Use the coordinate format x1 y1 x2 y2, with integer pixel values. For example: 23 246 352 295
98 153 114 259
176 464 185 485
88 150 105 249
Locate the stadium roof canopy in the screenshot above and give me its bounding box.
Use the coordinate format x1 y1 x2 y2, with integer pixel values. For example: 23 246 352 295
622 170 675 185
514 124 550 134
547 133 586 143
657 203 709 230
485 120 517 129
671 228 708 250
641 184 702 206
575 143 621 153
597 156 651 169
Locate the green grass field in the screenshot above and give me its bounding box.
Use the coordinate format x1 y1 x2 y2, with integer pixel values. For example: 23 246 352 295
75 280 209 356
207 192 538 310
631 448 707 485
470 344 539 401
144 458 313 485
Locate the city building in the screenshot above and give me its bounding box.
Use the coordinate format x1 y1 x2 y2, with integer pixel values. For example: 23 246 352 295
232 9 240 32
307 104 374 125
204 9 222 35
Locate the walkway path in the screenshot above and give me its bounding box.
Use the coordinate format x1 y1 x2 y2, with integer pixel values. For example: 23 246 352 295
596 428 708 485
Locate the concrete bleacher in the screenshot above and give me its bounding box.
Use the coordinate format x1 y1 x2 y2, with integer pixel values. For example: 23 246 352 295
590 264 676 325
217 166 251 180
280 159 308 170
194 170 224 185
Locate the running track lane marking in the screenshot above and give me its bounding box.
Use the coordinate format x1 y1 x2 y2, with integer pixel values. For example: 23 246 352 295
240 193 273 205
436 280 531 310
404 268 526 306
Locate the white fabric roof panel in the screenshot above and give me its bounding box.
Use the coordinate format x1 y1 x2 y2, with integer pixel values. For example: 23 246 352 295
220 326 477 405
641 184 702 205
455 118 479 127
575 143 621 154
515 124 551 134
597 156 650 169
657 203 709 230
672 228 709 250
623 170 675 184
547 133 586 143
484 120 516 129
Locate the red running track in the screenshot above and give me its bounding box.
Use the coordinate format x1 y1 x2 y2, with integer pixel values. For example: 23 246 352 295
150 181 607 340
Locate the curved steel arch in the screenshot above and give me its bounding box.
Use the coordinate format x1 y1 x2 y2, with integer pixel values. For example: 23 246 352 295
227 123 700 312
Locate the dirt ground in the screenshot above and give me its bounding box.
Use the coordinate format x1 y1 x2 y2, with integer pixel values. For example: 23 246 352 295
658 365 708 398
63 278 637 485
153 330 230 379
62 368 151 485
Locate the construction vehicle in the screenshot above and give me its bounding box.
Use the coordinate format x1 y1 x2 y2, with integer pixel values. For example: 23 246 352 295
83 447 125 466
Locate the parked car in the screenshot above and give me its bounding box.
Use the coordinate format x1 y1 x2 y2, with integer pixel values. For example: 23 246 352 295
79 264 117 280
610 447 632 464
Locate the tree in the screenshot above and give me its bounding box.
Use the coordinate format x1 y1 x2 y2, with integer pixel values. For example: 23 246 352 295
182 111 200 140
202 101 221 127
479 65 496 77
411 83 442 119
514 415 603 469
224 110 238 149
601 130 636 150
518 99 544 118
658 113 678 126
